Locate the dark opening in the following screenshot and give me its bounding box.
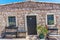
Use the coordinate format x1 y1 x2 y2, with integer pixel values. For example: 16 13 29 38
27 15 37 35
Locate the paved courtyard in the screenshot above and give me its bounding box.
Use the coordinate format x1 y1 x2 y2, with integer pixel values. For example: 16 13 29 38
0 39 26 40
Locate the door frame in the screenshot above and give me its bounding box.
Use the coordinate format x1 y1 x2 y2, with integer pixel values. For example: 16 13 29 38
25 14 38 36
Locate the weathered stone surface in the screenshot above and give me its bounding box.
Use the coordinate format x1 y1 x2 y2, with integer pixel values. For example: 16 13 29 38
0 1 60 39
0 1 60 11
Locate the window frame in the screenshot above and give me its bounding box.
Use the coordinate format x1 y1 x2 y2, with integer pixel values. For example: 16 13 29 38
8 16 16 26
7 16 17 27
46 13 56 26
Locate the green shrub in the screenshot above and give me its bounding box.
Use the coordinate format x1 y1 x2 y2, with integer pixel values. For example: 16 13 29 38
37 25 48 39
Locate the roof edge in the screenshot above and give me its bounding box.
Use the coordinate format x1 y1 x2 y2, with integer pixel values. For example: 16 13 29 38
0 1 60 6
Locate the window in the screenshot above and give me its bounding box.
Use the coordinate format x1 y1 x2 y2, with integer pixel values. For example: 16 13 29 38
8 16 16 26
46 13 56 26
47 15 54 25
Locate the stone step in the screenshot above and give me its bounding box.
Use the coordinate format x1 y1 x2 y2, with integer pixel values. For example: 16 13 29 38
26 35 37 40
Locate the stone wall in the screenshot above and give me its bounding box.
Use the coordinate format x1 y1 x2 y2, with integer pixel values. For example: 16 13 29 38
0 1 60 11
0 10 60 33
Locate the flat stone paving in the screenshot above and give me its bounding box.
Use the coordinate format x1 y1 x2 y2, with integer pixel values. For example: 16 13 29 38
0 39 26 40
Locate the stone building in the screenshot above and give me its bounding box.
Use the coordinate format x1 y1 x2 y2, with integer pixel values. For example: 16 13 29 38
0 1 60 39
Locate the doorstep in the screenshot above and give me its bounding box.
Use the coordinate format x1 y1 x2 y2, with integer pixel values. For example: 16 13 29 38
37 39 45 40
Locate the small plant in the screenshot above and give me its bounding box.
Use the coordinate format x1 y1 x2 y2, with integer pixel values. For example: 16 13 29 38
37 25 48 39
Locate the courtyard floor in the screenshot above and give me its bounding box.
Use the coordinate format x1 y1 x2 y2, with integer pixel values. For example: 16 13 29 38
0 38 26 40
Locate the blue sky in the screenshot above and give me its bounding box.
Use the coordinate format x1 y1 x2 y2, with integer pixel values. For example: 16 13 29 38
39 0 60 3
0 0 60 5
